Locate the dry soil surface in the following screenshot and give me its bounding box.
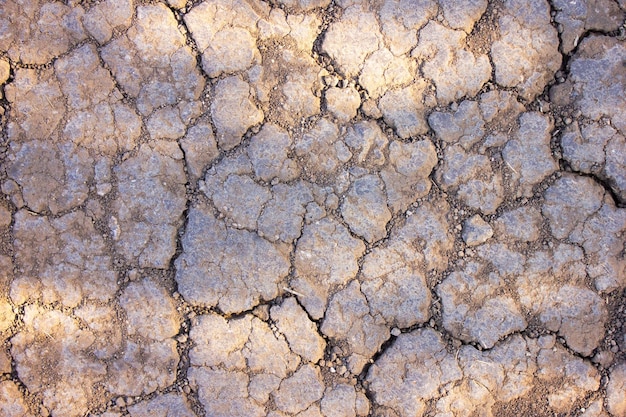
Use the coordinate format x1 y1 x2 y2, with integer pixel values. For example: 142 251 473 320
0 0 625 416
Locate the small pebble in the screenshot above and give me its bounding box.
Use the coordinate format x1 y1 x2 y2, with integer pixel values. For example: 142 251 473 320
592 350 614 368
462 215 493 247
323 75 338 87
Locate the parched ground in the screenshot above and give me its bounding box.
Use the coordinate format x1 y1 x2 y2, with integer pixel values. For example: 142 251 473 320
0 0 625 416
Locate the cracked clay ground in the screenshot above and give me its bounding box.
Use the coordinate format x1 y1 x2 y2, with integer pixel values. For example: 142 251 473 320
0 0 625 416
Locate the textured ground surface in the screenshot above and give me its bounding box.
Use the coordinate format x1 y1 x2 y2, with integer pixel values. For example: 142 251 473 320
0 0 625 416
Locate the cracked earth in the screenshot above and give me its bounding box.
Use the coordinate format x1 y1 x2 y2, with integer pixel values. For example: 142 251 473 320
0 0 625 416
